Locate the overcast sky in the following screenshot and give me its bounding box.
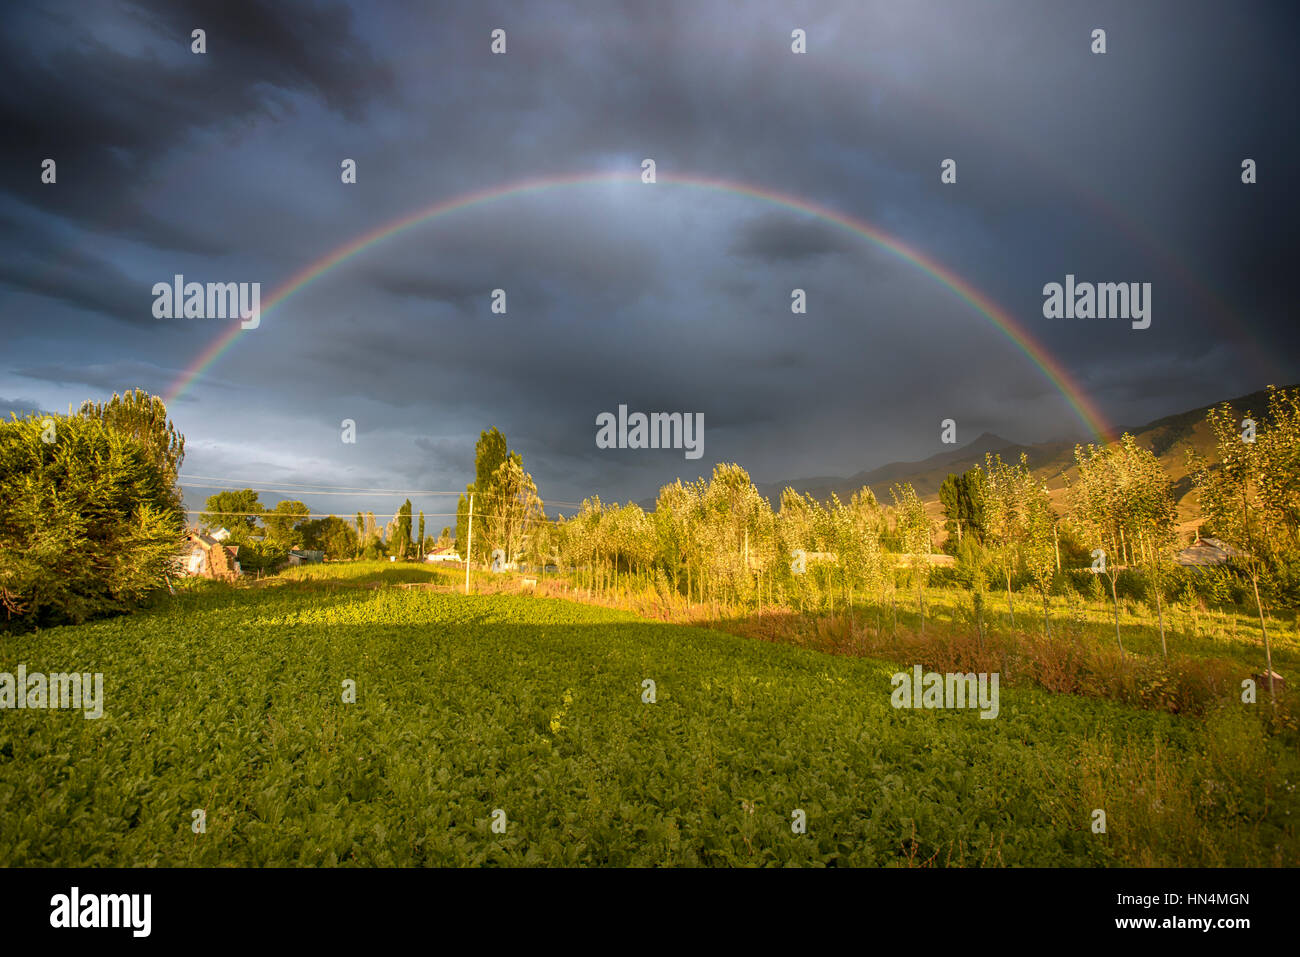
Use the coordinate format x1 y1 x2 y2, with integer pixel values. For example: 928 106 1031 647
1 0 1296 523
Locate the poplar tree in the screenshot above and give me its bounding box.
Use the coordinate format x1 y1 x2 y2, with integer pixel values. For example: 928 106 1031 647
1193 386 1300 700
982 453 1033 629
891 482 932 632
1069 435 1172 654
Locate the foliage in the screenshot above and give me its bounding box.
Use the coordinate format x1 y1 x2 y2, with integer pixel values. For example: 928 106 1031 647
234 540 290 576
0 410 184 628
1191 387 1300 697
298 516 359 560
263 500 310 547
982 453 1036 627
482 460 543 565
1070 436 1175 653
78 389 185 495
457 428 523 563
360 534 388 561
389 499 413 560
2 563 1294 866
200 489 263 540
938 467 985 550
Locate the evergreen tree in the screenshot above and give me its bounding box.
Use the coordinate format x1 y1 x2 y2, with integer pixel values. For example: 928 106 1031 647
939 467 986 548
78 389 185 501
391 499 413 559
1 411 185 628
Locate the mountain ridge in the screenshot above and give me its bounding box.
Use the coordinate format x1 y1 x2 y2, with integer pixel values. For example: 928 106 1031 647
756 385 1296 524
631 384 1296 519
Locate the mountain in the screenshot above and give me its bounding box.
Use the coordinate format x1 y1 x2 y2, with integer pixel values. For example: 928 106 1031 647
752 384 1295 531
754 431 1027 504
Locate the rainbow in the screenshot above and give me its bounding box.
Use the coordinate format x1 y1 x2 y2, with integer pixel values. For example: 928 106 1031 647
165 171 1114 441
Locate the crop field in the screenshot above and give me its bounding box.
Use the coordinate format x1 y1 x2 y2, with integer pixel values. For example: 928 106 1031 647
1 562 1297 867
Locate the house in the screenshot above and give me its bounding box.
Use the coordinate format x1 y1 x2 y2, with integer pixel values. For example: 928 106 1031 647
287 549 324 566
425 546 462 563
1176 536 1238 567
894 553 957 569
181 532 241 581
1251 671 1286 695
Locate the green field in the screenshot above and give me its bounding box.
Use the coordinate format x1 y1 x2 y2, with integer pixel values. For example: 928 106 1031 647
1 563 1296 866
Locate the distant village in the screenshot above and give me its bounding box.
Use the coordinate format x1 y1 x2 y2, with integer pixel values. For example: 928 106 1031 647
179 521 1236 584
180 526 462 581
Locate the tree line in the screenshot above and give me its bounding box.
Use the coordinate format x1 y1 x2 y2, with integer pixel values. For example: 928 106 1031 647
7 384 1297 670
497 388 1300 677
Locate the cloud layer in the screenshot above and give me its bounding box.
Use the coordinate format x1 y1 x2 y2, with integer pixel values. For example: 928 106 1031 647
1 0 1296 519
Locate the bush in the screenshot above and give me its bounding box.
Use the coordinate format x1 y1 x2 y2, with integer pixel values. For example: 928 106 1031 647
233 540 289 576
0 412 184 629
927 565 959 589
1260 555 1300 610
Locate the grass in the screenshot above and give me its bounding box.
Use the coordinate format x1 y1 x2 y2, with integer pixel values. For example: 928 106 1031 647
532 569 1299 715
0 562 1296 866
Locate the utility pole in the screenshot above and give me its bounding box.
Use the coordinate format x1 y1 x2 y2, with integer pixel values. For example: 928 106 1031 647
464 492 474 596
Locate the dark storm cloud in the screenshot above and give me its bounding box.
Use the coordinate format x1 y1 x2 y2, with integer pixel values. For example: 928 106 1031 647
14 360 182 396
0 212 153 324
0 397 51 419
0 0 391 266
123 0 392 120
729 212 856 263
2 0 1297 508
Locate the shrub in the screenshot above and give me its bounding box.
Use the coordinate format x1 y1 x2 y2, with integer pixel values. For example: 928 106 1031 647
0 411 184 629
233 540 290 576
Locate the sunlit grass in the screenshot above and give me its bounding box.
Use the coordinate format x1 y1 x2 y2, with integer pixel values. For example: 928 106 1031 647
2 562 1294 866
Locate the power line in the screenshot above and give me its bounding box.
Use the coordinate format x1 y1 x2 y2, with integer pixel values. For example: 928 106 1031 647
186 510 572 525
182 483 454 497
179 475 583 507
184 489 582 509
180 478 463 495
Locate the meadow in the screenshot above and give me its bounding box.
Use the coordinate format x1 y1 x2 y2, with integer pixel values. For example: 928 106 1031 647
1 562 1296 867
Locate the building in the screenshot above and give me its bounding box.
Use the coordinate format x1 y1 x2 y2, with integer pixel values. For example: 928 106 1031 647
182 532 241 581
894 553 957 569
287 549 324 565
425 546 462 563
1176 536 1238 567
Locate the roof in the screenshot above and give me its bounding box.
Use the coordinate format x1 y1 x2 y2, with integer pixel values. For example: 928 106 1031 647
1176 537 1239 566
187 533 238 554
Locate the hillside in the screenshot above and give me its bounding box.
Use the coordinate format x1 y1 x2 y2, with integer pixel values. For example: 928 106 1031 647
755 384 1295 535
